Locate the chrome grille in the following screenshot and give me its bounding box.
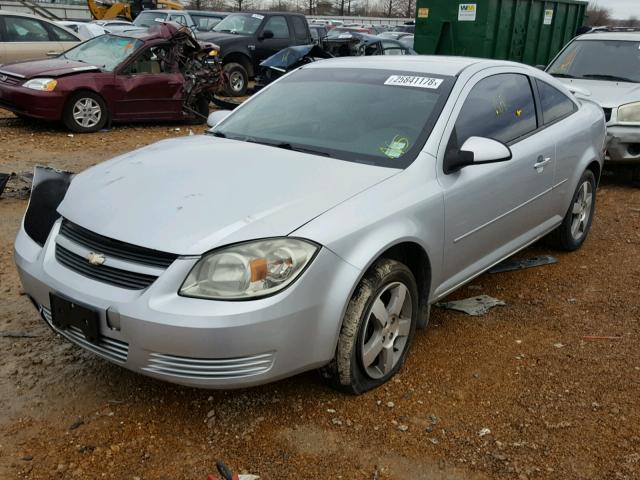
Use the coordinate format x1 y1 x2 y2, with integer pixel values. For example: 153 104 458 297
55 244 157 290
0 75 20 86
59 219 177 268
143 352 275 380
41 306 128 364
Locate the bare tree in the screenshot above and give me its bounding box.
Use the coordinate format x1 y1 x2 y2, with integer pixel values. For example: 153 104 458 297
333 0 345 16
586 5 611 26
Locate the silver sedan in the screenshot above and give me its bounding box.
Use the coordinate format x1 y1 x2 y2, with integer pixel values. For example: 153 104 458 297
15 56 605 393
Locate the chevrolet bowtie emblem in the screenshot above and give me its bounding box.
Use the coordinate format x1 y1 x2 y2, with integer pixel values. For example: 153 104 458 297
86 252 106 266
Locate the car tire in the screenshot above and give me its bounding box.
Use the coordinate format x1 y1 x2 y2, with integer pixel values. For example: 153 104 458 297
632 166 640 188
548 169 597 251
63 91 107 133
223 62 248 97
320 258 419 394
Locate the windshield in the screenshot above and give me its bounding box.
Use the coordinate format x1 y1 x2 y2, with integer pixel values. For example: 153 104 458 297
63 35 142 71
133 11 167 28
213 68 454 167
213 13 263 35
548 39 640 83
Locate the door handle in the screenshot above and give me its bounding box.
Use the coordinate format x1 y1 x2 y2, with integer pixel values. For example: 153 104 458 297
534 156 551 172
46 51 61 56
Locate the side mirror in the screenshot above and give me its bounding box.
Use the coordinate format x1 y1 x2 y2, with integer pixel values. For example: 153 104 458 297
444 137 512 174
207 110 232 128
260 29 274 40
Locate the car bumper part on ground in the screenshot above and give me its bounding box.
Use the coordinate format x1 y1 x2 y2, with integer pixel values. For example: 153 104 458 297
14 219 361 388
606 125 640 165
0 84 65 121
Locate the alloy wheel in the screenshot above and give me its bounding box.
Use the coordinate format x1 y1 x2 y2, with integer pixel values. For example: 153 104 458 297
229 71 244 93
72 98 102 129
570 180 593 241
359 281 413 379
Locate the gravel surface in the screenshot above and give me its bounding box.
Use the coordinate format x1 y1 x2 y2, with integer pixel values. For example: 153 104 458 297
1 109 639 480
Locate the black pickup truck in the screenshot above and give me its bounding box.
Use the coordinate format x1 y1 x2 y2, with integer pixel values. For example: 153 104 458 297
199 12 312 96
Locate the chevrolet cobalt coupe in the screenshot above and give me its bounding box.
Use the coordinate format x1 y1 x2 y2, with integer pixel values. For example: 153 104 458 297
15 56 605 393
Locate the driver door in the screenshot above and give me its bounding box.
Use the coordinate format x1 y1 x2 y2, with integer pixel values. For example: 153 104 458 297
435 70 556 296
111 44 185 120
253 16 292 66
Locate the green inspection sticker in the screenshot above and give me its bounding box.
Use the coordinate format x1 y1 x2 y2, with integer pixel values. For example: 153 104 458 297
380 135 410 159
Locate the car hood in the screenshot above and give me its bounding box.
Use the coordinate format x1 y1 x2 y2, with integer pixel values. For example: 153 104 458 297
0 58 98 79
58 136 398 255
198 31 250 45
557 78 640 108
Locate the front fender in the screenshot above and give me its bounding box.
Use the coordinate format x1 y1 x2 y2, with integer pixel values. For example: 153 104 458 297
293 154 445 299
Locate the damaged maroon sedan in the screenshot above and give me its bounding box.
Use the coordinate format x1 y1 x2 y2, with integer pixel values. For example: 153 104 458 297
0 23 222 132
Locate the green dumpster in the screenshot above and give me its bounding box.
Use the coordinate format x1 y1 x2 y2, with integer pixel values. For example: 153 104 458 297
414 0 588 66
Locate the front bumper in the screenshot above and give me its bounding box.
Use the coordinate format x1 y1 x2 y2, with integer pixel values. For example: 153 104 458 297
14 220 361 388
606 125 640 165
0 83 66 121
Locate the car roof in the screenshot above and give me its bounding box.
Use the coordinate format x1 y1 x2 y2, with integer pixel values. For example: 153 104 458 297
306 55 522 76
577 31 640 41
185 10 227 15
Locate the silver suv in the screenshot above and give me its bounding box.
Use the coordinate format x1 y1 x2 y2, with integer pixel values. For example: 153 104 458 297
547 31 640 184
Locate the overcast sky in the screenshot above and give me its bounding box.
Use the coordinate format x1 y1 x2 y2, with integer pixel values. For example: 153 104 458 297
592 0 640 19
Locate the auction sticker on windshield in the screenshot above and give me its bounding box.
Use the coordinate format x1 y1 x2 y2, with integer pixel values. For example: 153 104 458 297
384 75 443 89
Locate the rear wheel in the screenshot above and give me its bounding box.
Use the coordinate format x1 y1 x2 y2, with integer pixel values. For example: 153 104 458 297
63 91 107 133
548 169 596 251
223 62 248 97
320 259 418 394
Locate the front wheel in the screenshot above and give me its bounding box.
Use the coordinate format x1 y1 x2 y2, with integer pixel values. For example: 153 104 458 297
223 62 248 97
63 91 107 133
548 169 596 251
321 259 418 394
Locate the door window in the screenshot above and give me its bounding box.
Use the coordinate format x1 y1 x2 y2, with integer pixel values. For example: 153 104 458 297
450 73 537 150
291 16 308 42
168 14 187 26
123 45 172 74
5 16 50 42
536 79 577 125
263 16 289 39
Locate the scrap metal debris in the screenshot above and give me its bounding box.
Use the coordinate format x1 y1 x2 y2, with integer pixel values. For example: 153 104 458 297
436 295 506 316
0 173 9 197
0 331 39 338
208 461 259 480
489 255 558 274
0 172 33 200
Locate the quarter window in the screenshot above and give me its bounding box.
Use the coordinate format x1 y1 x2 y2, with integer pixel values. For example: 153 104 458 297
5 16 50 42
263 16 289 39
536 79 576 125
451 73 537 149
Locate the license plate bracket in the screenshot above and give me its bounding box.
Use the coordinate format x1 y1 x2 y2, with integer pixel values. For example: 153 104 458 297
49 293 100 345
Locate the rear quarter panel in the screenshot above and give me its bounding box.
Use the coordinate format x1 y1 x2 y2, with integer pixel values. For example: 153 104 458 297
550 100 605 215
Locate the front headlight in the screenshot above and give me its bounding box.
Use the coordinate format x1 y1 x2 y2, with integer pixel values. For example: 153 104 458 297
180 238 319 300
617 101 640 123
23 78 57 92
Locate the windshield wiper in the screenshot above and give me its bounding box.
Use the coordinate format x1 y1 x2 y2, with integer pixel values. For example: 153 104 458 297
581 73 637 83
245 137 332 157
550 73 577 78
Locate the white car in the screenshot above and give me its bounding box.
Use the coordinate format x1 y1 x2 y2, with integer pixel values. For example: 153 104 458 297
547 30 640 184
56 21 107 40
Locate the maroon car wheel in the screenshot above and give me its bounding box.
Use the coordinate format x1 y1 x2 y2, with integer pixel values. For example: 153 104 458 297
63 92 107 133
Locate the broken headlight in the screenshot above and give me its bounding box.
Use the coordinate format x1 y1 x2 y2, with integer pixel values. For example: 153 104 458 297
23 78 57 92
179 238 318 300
618 102 640 123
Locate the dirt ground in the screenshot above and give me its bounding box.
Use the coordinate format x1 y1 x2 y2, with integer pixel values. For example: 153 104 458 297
1 108 639 480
